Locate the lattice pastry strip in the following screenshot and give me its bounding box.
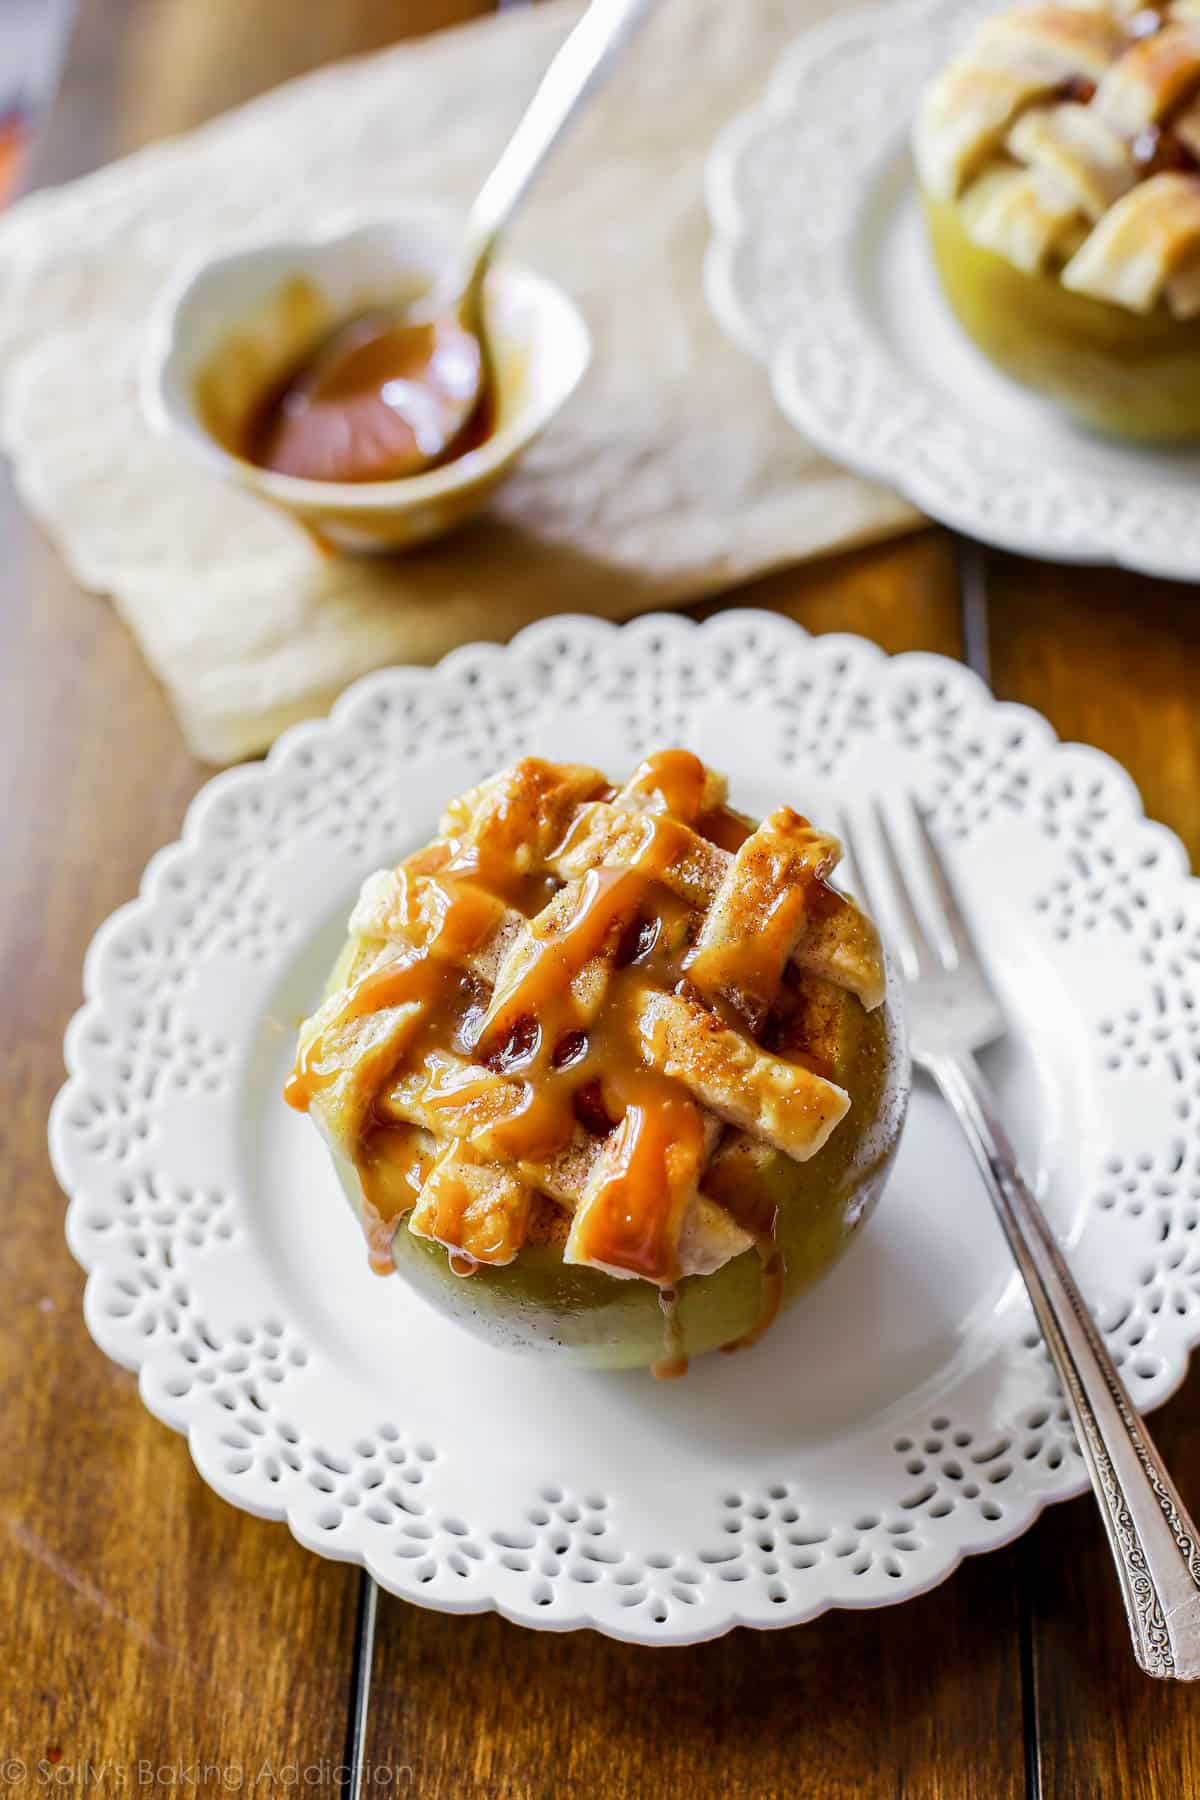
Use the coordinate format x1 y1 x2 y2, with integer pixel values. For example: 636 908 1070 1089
288 753 885 1288
1008 102 1136 220
633 986 851 1157
1062 168 1200 304
408 1139 532 1269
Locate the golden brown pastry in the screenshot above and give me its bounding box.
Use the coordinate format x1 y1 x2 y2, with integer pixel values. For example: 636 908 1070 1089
914 2 1200 439
286 751 907 1373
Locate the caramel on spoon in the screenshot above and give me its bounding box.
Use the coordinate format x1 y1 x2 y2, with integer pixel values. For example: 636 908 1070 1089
252 0 658 485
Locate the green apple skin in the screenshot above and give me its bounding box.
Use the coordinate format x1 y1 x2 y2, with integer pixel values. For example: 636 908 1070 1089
924 192 1200 444
329 992 909 1370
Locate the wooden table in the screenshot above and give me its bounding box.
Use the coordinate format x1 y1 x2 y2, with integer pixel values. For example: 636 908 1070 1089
4 3 1200 1795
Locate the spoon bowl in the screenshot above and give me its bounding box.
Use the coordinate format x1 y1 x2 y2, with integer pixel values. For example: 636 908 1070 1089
246 306 486 484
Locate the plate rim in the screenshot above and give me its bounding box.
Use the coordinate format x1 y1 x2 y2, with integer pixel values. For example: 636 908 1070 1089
51 609 1200 1644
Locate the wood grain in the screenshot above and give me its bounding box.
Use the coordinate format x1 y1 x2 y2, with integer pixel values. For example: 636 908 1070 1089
362 1551 1024 1800
987 554 1200 1800
0 0 494 1780
986 555 1200 858
696 527 957 656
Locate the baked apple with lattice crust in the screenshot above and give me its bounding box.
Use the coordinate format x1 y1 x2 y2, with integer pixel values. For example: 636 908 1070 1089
915 1 1200 440
286 752 908 1375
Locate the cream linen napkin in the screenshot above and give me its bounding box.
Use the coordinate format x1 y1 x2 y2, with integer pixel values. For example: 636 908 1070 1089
0 0 917 763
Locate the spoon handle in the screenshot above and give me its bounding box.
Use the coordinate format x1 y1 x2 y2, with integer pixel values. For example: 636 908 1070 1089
463 0 659 280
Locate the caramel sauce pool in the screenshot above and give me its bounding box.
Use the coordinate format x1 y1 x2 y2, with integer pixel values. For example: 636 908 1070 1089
242 311 491 484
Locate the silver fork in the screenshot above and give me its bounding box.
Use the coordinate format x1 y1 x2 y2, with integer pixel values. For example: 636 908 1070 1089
840 798 1200 1680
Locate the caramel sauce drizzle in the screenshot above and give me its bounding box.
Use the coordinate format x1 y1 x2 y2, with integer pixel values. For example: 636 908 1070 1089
569 1081 706 1283
653 1288 689 1381
623 747 710 819
412 1143 527 1270
474 865 647 1062
421 1054 572 1165
706 1154 786 1357
357 1124 431 1273
283 833 539 1114
682 810 837 1033
695 805 753 854
286 752 815 1365
722 1243 785 1357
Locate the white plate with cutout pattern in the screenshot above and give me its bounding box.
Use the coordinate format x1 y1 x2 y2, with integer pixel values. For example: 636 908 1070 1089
51 611 1200 1644
705 0 1200 580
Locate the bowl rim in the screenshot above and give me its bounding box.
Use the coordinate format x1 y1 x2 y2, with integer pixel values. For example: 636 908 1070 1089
138 208 593 511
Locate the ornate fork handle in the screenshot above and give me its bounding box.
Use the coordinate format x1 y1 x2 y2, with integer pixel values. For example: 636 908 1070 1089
929 1049 1200 1680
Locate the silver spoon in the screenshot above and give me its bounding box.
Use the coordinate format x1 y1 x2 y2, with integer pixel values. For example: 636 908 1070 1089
265 0 658 485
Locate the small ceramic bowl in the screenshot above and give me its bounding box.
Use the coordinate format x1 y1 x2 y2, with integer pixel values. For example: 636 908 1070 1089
140 208 592 553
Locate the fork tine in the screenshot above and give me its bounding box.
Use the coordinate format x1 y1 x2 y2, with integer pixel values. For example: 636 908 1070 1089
911 805 976 972
838 806 921 983
870 800 938 982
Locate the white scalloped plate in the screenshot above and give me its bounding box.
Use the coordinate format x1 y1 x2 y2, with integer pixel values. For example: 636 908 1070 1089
706 0 1200 580
51 612 1200 1644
